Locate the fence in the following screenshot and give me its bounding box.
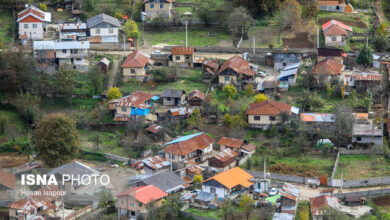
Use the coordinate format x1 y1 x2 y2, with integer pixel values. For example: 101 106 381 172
65 205 93 220
334 188 390 199
247 170 306 184
339 148 384 155
331 152 340 179
104 153 130 163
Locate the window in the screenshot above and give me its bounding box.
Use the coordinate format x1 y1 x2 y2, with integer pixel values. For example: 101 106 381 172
172 154 175 160
175 56 180 60
167 97 171 101
76 58 81 61
150 3 154 8
254 116 260 121
283 63 287 66
95 29 100 34
139 203 143 207
356 137 362 141
109 28 113 33
33 24 37 28
121 107 127 112
210 187 216 194
71 49 78 54
336 5 340 10
270 116 276 121
224 76 230 81
24 24 28 28
131 211 136 216
160 4 164 8
186 56 190 59
62 49 67 53
129 202 134 207
131 69 136 74
331 37 337 41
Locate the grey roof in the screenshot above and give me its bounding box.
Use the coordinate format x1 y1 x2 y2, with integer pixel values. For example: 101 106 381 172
33 41 90 50
87 13 120 28
352 123 383 136
138 170 186 193
195 191 213 202
48 161 99 176
161 89 185 98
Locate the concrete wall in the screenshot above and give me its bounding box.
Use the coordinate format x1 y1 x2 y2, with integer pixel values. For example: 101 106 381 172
325 35 347 47
352 136 383 146
90 27 118 37
19 22 43 39
145 2 173 18
202 185 226 199
248 115 281 126
218 75 237 85
123 67 146 79
334 188 390 200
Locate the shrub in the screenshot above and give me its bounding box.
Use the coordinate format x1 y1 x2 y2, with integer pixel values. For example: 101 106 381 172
245 84 255 96
39 3 47 11
107 87 122 100
254 93 268 103
222 85 237 98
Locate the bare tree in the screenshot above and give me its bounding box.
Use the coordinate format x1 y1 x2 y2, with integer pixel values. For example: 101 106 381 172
330 103 354 147
227 7 254 46
126 117 145 139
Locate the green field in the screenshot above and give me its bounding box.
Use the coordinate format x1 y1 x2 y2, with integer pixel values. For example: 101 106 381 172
0 10 14 43
335 155 390 180
144 29 230 46
79 128 127 156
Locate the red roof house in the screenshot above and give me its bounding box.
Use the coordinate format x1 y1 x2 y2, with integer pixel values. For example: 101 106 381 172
246 100 293 129
312 57 344 83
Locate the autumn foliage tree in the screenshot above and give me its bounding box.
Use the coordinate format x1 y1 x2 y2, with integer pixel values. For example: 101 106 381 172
223 85 237 98
254 93 268 103
32 114 80 167
107 87 122 100
124 19 140 40
281 0 301 29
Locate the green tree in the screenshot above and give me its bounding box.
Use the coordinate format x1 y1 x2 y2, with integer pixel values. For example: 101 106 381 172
230 114 248 128
98 189 115 214
239 193 254 220
376 23 389 37
39 3 47 11
373 36 389 52
0 37 4 50
356 44 373 67
124 19 140 40
159 194 184 220
192 0 217 25
12 92 40 124
254 93 268 102
223 85 237 98
221 198 233 220
55 69 76 96
223 113 232 125
107 87 122 100
297 90 324 111
31 114 80 167
88 66 104 95
245 84 255 96
187 108 202 127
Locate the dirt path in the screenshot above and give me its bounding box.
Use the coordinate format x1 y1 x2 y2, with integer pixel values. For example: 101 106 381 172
103 59 119 95
373 0 390 33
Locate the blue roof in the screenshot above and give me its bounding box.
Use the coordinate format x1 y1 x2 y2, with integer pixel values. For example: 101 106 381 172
283 62 301 71
151 96 160 101
278 68 298 79
164 132 204 146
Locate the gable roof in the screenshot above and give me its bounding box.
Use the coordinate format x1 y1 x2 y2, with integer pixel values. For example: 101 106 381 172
0 169 15 190
142 155 170 170
312 57 344 76
310 194 340 216
241 143 256 152
354 73 382 81
121 50 150 68
117 185 168 204
87 13 120 28
164 132 214 156
7 196 55 212
218 56 255 76
110 91 155 108
246 100 292 115
322 19 352 36
48 161 98 176
161 89 185 98
318 1 342 6
218 137 244 149
280 182 300 201
188 90 205 100
139 170 187 193
17 7 45 22
171 47 194 55
203 167 253 189
146 124 163 134
213 148 239 163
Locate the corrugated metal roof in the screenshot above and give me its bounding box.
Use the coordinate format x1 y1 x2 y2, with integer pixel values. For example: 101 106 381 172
87 13 120 28
33 41 90 50
59 23 87 30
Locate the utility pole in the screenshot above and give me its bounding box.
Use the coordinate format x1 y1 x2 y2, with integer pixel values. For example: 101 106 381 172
185 20 188 48
253 36 255 55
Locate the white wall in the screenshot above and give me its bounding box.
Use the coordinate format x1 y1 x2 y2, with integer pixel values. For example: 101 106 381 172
90 27 118 37
202 185 226 199
19 22 43 39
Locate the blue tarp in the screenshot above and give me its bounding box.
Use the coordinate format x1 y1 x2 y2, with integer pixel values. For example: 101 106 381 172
164 132 204 146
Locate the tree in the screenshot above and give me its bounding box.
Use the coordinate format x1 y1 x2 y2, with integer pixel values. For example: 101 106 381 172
230 0 281 16
280 0 301 29
330 103 354 147
126 117 144 139
376 23 389 37
193 174 203 187
12 92 41 125
187 108 202 127
159 194 184 220
88 66 104 95
98 189 115 214
297 90 324 111
31 114 80 167
55 68 76 96
373 36 389 52
239 194 254 220
356 44 373 68
39 3 47 11
297 74 318 90
124 19 140 40
245 84 255 96
223 85 237 98
0 37 4 50
5 123 19 145
151 67 179 83
227 7 254 46
230 114 248 128
221 198 233 220
192 0 217 25
303 1 318 18
107 87 122 100
254 93 268 102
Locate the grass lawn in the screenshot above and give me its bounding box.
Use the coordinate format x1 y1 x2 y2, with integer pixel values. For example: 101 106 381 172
79 128 127 156
144 29 230 46
186 208 222 219
335 155 390 180
0 110 26 132
40 97 100 113
0 10 14 43
175 7 193 15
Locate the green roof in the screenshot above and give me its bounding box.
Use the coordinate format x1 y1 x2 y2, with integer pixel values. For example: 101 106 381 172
265 194 281 204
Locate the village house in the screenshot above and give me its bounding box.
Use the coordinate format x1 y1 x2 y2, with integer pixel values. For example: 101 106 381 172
218 137 244 152
0 169 15 201
168 106 194 121
273 53 301 71
310 194 340 220
141 155 170 174
145 124 163 139
278 61 301 87
33 40 90 72
317 48 346 63
246 100 293 129
322 19 353 47
183 163 204 184
135 170 188 194
108 91 158 122
217 55 256 89
187 90 205 107
58 23 87 41
97 57 110 73
117 185 168 219
318 0 354 13
144 0 174 19
164 132 214 164
257 80 277 93
17 5 51 40
160 89 186 106
352 73 382 93
121 50 150 82
208 148 239 173
352 123 383 146
169 47 195 68
87 13 121 43
278 183 300 218
202 60 219 79
202 167 253 199
311 57 344 84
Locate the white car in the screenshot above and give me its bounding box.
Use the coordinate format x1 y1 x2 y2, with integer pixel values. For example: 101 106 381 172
269 188 279 196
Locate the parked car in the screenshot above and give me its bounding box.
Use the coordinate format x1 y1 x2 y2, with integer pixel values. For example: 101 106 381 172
269 188 279 196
